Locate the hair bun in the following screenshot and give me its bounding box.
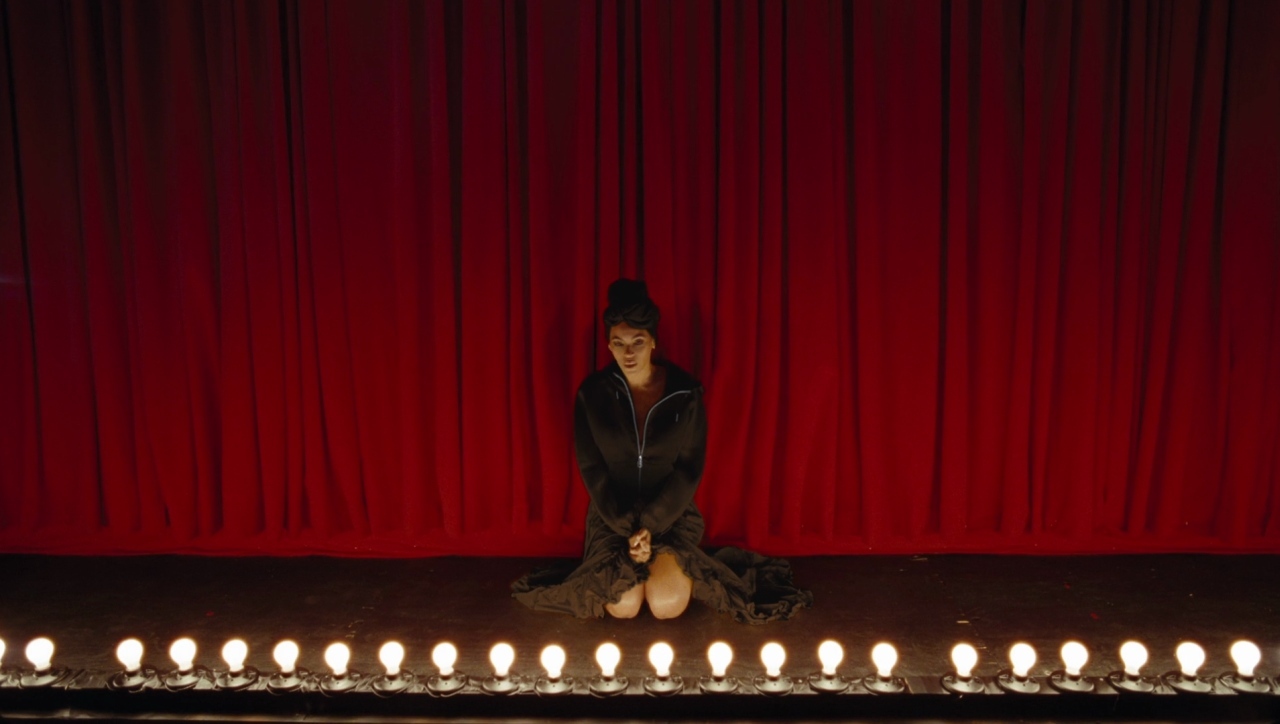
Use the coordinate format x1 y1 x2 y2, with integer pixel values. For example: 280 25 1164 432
607 278 651 308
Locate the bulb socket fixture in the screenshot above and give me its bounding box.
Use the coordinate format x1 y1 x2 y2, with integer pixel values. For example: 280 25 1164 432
699 673 740 694
1048 669 1096 694
372 669 415 695
942 672 987 695
107 667 158 692
319 668 360 694
996 668 1042 695
1219 672 1272 695
753 672 793 696
808 670 850 694
643 673 684 696
426 670 468 697
266 668 309 693
1164 670 1214 695
1107 670 1156 694
588 672 629 697
481 672 521 696
863 672 907 695
215 666 260 692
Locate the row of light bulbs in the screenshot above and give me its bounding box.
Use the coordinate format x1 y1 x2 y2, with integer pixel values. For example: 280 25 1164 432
0 636 1272 696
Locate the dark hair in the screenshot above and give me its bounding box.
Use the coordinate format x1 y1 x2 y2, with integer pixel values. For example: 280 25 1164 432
603 278 660 341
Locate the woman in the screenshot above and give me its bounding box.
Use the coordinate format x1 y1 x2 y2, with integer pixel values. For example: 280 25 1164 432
512 279 812 623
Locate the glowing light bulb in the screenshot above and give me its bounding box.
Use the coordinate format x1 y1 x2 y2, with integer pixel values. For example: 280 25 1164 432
760 642 786 679
116 639 143 674
0 639 5 666
1060 641 1088 677
1119 641 1148 677
432 642 458 677
324 643 350 677
707 642 733 678
817 640 844 677
273 641 299 675
648 642 674 678
26 638 54 673
489 643 515 678
168 638 196 673
379 642 405 677
595 643 621 678
1009 643 1036 679
1175 642 1205 678
1230 640 1261 678
871 643 898 679
222 639 248 674
540 645 566 680
952 643 978 678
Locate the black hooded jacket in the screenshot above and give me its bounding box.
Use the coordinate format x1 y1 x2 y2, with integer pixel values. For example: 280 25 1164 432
574 361 707 538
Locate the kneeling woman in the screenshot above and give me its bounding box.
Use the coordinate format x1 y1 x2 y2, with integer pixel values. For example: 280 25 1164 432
513 279 811 623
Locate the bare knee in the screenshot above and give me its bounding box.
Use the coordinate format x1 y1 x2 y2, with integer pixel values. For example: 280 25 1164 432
606 583 644 619
645 554 692 620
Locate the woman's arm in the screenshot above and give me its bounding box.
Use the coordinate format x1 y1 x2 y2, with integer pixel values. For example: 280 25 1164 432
575 388 636 536
637 390 707 535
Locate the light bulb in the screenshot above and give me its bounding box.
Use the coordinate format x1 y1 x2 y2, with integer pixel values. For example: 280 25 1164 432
116 639 143 674
1009 643 1036 678
169 638 196 673
490 643 515 678
0 638 5 666
1060 641 1088 677
648 642 674 678
1230 640 1261 678
432 642 458 677
595 643 621 678
761 642 786 679
707 642 733 678
273 640 299 674
324 643 350 677
26 637 54 673
871 643 898 679
1119 641 1147 677
221 639 248 674
817 640 844 677
379 642 405 677
540 645 566 680
1175 642 1205 678
952 643 978 679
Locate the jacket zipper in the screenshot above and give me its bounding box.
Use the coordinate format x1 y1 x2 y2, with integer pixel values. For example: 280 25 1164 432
614 373 692 485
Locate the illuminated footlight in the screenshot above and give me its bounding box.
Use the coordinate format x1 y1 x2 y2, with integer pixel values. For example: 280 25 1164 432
372 641 413 695
482 643 520 695
319 642 358 693
267 640 307 693
535 645 573 696
162 638 202 691
1165 642 1213 694
864 642 906 694
700 641 738 694
107 638 154 691
588 642 628 697
809 640 850 694
20 637 68 688
754 642 793 696
1221 640 1271 694
941 643 985 694
427 642 467 696
1108 641 1155 693
1049 641 1095 693
215 639 259 691
997 642 1041 694
643 642 682 696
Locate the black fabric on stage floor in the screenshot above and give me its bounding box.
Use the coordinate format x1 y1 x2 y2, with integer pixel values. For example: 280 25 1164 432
1 554 1277 683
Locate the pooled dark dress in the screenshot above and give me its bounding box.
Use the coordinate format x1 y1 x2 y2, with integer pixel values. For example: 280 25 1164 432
512 361 812 624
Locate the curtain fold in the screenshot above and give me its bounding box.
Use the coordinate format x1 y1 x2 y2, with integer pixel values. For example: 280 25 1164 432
1 0 1277 556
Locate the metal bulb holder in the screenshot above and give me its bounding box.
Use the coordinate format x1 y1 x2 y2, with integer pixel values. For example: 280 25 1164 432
700 672 739 694
753 671 794 696
426 670 467 696
267 667 308 693
1164 670 1214 695
319 669 359 694
215 666 260 692
161 666 207 692
588 672 628 697
1107 670 1156 694
107 666 158 692
371 669 414 695
996 668 1042 694
941 672 986 695
1048 669 1096 694
19 668 72 689
863 672 907 694
1220 671 1272 695
481 672 521 695
643 672 683 696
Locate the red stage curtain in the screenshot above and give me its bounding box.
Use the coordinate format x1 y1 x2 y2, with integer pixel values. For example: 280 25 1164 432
1 0 1278 556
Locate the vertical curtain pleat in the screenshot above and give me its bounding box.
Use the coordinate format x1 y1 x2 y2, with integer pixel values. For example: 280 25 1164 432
1 0 1277 556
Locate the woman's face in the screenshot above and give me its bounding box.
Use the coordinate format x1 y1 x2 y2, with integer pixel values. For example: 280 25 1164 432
608 323 655 375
